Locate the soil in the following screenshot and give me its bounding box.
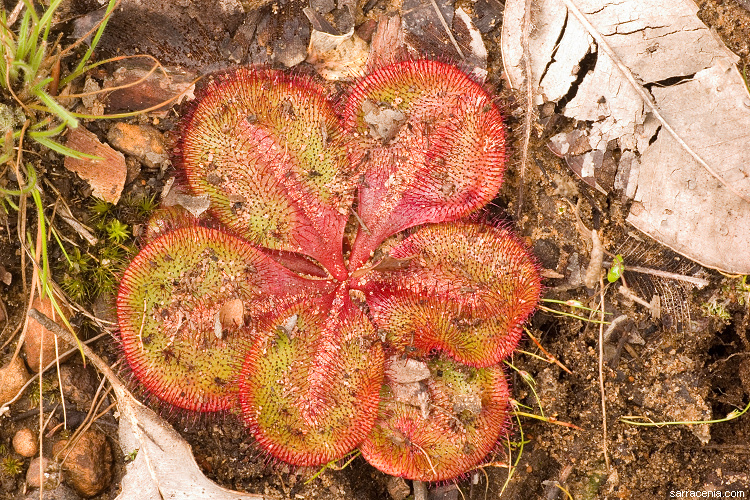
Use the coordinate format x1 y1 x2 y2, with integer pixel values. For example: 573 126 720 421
1 0 750 499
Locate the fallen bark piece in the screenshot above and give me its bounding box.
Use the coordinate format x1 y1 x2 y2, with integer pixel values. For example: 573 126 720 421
64 127 126 204
501 0 750 274
103 61 196 114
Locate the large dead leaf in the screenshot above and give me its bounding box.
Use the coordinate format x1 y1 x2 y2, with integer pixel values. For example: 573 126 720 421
501 0 750 274
115 388 266 500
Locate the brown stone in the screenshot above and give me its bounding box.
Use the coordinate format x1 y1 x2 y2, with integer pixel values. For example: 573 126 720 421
53 430 113 498
59 364 98 410
26 457 58 490
12 428 38 458
0 356 30 405
107 123 168 169
23 297 71 373
386 476 411 500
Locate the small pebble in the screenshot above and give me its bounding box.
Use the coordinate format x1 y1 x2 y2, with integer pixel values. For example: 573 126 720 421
53 429 113 497
386 475 410 500
107 123 168 169
0 356 30 405
23 297 71 373
12 428 38 458
26 457 57 489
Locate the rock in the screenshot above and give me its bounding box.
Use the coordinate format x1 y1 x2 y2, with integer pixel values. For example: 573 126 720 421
24 483 79 500
386 476 410 500
0 356 30 405
12 428 38 458
59 364 98 410
0 264 10 285
23 297 71 373
64 127 127 204
26 457 58 490
53 429 113 498
80 77 105 116
107 123 168 169
429 484 460 500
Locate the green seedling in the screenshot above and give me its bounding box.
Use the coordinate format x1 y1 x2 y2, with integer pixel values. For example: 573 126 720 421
620 399 750 427
607 254 625 283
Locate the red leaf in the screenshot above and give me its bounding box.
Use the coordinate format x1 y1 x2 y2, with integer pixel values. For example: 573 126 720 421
360 355 510 481
359 221 541 367
238 286 384 465
177 68 354 279
344 60 507 269
116 226 333 413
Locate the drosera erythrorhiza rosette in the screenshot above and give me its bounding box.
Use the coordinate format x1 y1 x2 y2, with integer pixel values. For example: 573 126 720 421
115 59 542 481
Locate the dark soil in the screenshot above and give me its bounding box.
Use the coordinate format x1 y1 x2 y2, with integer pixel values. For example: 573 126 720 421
1 0 750 499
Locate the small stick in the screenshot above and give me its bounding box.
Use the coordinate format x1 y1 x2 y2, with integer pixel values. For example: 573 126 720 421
598 276 611 471
602 260 710 289
516 0 535 221
413 481 428 500
0 331 109 415
525 329 572 374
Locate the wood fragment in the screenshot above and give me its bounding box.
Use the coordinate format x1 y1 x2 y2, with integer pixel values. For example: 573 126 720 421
602 260 710 289
584 229 604 288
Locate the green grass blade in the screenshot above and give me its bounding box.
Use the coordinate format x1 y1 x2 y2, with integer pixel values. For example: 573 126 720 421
39 0 65 40
34 88 78 128
14 10 33 64
63 0 118 84
31 135 101 160
27 121 66 138
22 0 40 24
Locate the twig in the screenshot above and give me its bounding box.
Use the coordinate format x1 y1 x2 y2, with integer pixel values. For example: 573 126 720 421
413 480 428 500
516 0 535 221
511 411 583 431
43 179 98 245
0 331 109 415
58 205 98 246
598 275 610 471
26 309 123 394
602 260 710 289
525 329 572 374
617 282 660 320
543 464 573 500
